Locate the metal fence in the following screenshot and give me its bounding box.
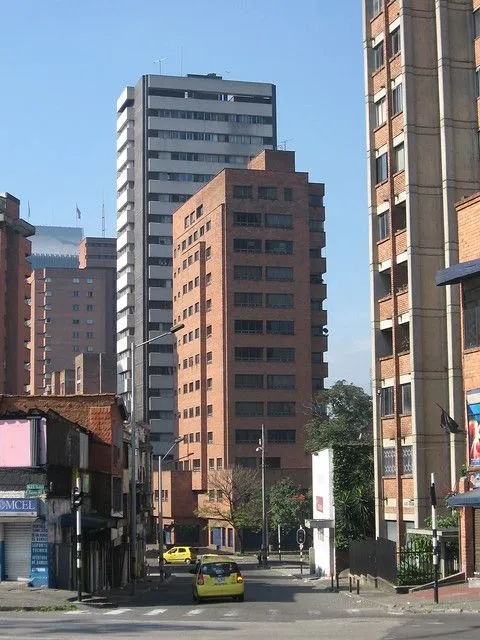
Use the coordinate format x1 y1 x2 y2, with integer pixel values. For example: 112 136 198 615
349 537 397 584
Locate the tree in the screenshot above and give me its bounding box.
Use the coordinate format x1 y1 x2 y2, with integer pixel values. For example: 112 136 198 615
195 466 262 552
305 380 373 453
269 478 312 533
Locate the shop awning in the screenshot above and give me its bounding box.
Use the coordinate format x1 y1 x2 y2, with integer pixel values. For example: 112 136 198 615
447 488 480 508
436 258 480 286
60 513 114 531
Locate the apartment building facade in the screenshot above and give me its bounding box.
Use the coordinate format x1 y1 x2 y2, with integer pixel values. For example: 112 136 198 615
170 149 327 549
30 237 116 394
0 193 34 394
116 73 276 456
363 0 480 544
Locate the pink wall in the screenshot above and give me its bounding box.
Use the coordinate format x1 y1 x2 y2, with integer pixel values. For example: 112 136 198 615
0 418 46 466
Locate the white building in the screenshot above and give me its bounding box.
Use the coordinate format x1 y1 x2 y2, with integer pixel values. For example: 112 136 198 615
116 73 276 456
310 449 335 577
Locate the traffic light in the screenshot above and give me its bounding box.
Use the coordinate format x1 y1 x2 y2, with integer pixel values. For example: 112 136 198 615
296 526 306 546
71 486 83 510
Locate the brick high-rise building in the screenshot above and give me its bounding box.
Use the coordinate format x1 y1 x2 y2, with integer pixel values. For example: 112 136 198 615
169 149 327 550
0 193 34 394
363 0 480 544
116 73 276 457
30 237 116 395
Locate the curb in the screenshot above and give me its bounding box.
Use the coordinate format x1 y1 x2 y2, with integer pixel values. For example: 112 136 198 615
340 589 480 615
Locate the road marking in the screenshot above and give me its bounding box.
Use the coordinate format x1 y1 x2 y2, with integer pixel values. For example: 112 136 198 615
223 610 239 617
346 609 361 613
185 608 203 616
387 611 404 616
63 609 89 615
145 608 167 616
267 609 279 616
104 608 132 615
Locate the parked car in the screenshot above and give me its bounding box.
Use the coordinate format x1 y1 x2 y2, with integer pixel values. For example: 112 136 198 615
163 546 198 564
191 556 244 602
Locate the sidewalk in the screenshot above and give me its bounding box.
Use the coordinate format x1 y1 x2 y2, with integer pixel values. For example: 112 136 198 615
0 575 167 612
274 566 480 614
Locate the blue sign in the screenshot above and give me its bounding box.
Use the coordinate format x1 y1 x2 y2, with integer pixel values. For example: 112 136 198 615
30 519 49 588
0 498 37 516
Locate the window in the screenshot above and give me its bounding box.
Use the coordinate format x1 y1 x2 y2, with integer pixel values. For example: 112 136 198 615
207 431 213 443
73 304 80 311
312 352 322 364
265 213 293 229
309 219 323 232
206 273 211 285
206 221 211 231
400 383 411 415
268 429 296 444
234 319 263 334
86 331 93 339
265 266 293 281
206 247 211 259
73 290 79 297
311 325 324 336
235 429 262 444
464 284 480 348
86 304 94 312
235 402 264 417
235 347 263 361
311 299 323 311
372 0 382 18
392 83 403 115
382 448 395 477
374 96 386 128
207 404 213 416
193 459 201 471
234 211 261 227
216 490 223 502
265 239 293 255
393 143 405 173
206 299 212 311
87 291 93 298
266 320 294 335
208 490 215 502
209 458 215 470
309 193 323 207
235 457 257 468
72 319 80 325
73 345 80 353
258 186 277 200
72 277 80 283
376 152 388 183
267 374 296 390
72 331 80 338
267 402 295 417
86 319 93 325
206 325 212 338
380 386 394 417
234 292 263 307
284 187 293 201
235 374 264 389
233 185 253 199
266 293 294 308
206 351 212 363
390 27 401 56
234 238 262 253
475 9 480 39
476 68 480 98
216 458 222 470
378 211 390 241
402 445 412 475
87 346 94 352
234 265 262 280
372 41 384 71
266 347 295 362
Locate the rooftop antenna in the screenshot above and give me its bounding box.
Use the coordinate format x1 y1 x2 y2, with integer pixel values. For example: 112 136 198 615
101 198 106 238
154 57 168 75
180 46 183 76
279 139 292 151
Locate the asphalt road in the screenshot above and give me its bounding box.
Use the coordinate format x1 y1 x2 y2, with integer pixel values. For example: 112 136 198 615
1 564 479 639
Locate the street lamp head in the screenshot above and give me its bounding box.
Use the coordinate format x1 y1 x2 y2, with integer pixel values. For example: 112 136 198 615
174 436 183 444
170 323 185 334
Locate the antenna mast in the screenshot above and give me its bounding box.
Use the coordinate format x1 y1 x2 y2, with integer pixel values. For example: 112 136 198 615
102 200 106 237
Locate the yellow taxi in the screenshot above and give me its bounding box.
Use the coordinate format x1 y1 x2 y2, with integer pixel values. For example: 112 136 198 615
163 546 197 564
192 556 245 602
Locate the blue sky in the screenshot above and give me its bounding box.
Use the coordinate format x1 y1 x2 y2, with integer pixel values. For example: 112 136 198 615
0 0 370 390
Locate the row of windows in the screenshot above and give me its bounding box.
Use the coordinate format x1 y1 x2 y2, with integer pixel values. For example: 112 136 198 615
234 265 293 281
371 27 401 73
374 83 403 127
148 171 214 183
182 326 212 343
233 211 323 232
233 185 294 201
176 273 211 298
233 238 294 255
72 331 94 339
147 87 272 105
382 445 413 477
148 150 248 165
235 429 296 444
379 383 411 417
148 130 273 146
182 405 213 419
180 299 211 319
71 304 95 312
72 345 95 354
464 284 480 349
235 374 296 390
235 457 281 469
148 107 272 125
43 277 94 284
234 292 293 308
181 352 212 368
233 320 325 336
180 378 212 394
375 143 404 184
177 221 211 251
235 401 296 417
72 317 94 324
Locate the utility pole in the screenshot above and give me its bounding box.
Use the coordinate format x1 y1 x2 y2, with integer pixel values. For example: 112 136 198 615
256 424 267 567
430 473 439 604
158 437 182 581
71 479 83 602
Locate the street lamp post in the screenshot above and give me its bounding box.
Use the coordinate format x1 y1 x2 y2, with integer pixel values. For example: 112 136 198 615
256 423 267 567
130 322 184 594
157 437 183 581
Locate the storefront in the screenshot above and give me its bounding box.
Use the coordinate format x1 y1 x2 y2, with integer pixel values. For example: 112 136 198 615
0 498 38 582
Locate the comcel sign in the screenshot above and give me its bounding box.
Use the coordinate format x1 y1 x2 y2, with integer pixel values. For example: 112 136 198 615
0 498 38 516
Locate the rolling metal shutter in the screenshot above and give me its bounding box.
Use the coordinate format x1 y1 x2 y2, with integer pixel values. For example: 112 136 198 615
4 523 32 581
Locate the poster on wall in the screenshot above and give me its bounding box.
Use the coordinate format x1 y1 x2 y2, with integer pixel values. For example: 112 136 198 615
466 389 480 469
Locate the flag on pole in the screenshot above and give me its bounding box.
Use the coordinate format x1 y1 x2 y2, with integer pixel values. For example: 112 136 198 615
27 201 31 220
438 405 460 433
76 204 82 220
